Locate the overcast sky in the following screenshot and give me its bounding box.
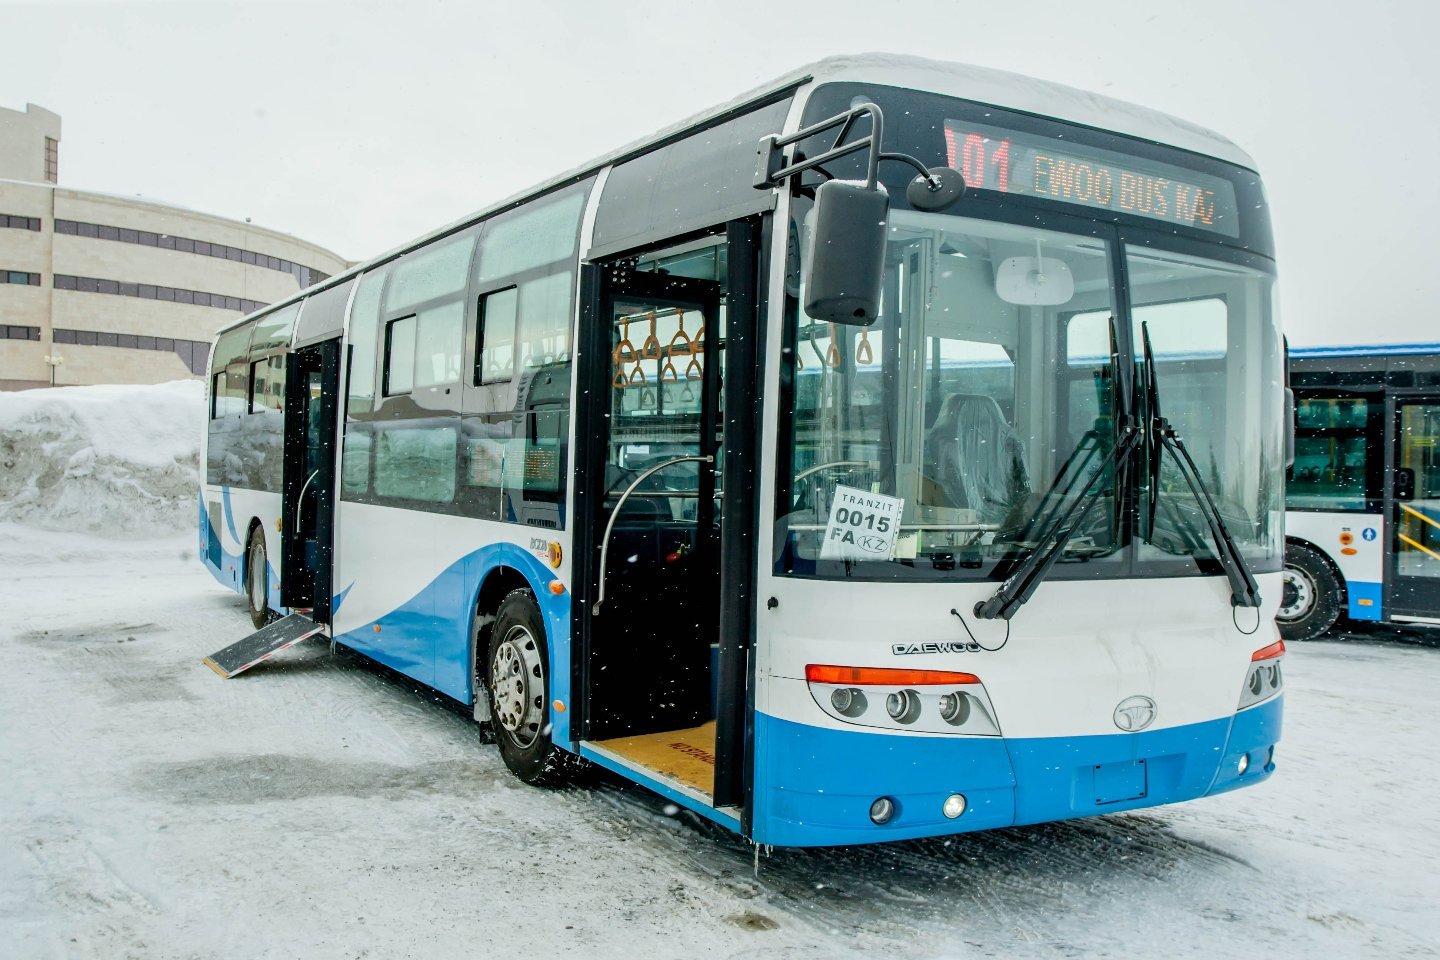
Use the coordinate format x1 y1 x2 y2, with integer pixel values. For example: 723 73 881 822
4 0 1436 346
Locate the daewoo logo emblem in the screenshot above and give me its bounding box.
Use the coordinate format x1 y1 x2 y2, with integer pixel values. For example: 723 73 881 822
1113 696 1157 732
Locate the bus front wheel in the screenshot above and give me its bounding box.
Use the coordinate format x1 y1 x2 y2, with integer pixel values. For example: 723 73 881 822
1277 542 1342 642
485 588 567 786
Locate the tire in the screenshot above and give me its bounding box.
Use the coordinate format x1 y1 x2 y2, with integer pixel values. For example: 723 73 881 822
483 588 567 785
1277 542 1342 642
245 525 272 630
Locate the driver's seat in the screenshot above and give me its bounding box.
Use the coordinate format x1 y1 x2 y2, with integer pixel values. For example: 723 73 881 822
923 393 1030 527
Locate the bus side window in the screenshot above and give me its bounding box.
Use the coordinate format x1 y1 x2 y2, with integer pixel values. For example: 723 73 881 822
1288 393 1378 511
461 179 590 527
384 316 417 395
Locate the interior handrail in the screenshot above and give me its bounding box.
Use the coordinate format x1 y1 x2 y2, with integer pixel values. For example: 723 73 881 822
592 454 714 616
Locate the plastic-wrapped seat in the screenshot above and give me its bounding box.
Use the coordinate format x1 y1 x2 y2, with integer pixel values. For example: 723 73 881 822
923 394 1031 528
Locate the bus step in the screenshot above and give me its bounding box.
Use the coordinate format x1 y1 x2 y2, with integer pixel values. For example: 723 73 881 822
203 613 326 679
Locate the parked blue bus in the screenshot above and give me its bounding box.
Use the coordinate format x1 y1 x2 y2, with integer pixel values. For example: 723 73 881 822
1279 344 1440 640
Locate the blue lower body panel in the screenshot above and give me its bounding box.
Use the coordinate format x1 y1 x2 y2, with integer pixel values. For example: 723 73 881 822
1346 580 1384 620
751 697 1283 847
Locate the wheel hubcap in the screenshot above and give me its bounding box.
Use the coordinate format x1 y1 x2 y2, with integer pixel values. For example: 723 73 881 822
248 541 265 611
490 625 544 749
1278 566 1314 621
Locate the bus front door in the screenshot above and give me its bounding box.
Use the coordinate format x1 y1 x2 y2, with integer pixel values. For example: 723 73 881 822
281 339 340 622
576 224 761 815
1388 396 1440 623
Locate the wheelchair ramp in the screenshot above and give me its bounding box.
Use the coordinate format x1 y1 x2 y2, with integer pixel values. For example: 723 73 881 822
203 613 325 679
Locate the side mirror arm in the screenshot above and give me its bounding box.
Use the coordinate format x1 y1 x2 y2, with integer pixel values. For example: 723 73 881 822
754 103 964 210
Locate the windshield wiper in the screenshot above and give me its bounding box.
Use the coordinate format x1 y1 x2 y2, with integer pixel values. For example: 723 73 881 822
975 317 1139 621
1140 322 1261 609
973 423 1139 620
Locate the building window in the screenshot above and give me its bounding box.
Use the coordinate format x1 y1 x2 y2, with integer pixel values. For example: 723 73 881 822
0 214 41 231
51 218 329 288
51 327 209 373
44 138 58 184
2 270 40 286
2 325 41 341
52 274 265 313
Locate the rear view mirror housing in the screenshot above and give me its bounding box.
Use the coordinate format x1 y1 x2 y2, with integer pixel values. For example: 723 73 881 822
805 179 888 326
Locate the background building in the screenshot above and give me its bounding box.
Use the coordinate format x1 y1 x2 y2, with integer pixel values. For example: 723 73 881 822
0 102 348 390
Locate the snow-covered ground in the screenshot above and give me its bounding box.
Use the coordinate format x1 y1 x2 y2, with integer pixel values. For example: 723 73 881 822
1 383 1437 957
1 521 1437 959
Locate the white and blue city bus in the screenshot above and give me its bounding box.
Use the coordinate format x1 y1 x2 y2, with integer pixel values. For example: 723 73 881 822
200 55 1288 847
1279 344 1440 640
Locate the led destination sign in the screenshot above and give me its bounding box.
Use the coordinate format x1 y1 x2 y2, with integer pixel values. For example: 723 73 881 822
943 119 1240 238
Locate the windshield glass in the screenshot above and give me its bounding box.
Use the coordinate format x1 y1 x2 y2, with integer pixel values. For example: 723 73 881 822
1127 246 1284 567
776 210 1286 582
776 206 1125 579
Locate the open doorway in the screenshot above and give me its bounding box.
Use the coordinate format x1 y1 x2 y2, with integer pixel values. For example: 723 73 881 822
576 227 759 809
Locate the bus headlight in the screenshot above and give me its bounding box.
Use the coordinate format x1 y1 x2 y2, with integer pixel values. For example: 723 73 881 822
942 793 967 819
885 689 922 724
938 691 971 726
804 665 1001 736
1238 640 1285 710
830 687 867 717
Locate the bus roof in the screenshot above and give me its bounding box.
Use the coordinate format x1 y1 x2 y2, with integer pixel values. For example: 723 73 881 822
215 53 1257 339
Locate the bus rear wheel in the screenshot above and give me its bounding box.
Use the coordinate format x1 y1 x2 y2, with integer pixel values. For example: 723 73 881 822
1277 542 1342 642
484 588 567 786
245 526 271 630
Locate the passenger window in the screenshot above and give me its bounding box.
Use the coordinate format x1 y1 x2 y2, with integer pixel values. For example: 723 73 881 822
249 355 285 414
414 301 464 388
373 425 458 502
386 231 477 315
347 268 387 415
475 191 585 283
384 316 417 395
341 429 372 495
1288 395 1377 510
516 270 575 374
477 287 518 385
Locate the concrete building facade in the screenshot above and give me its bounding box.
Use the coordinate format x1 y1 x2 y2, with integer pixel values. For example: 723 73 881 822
0 102 348 390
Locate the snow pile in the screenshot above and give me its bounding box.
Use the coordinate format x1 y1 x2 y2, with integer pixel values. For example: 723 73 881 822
0 380 203 537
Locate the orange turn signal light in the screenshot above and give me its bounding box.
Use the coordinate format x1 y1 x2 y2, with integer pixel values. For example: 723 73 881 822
1339 531 1354 545
548 580 565 595
805 664 981 686
1251 640 1285 661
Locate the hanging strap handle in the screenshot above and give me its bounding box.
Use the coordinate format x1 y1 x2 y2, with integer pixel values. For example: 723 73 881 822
639 311 663 360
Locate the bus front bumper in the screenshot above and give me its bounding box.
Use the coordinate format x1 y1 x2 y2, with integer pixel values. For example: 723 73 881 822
749 696 1282 847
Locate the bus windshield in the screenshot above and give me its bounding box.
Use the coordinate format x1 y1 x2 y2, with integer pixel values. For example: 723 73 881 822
776 206 1285 581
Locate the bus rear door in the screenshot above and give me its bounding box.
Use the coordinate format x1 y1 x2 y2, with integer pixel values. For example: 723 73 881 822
1389 395 1440 623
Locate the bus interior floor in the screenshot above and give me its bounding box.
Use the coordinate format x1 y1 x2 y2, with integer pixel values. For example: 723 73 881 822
594 721 717 796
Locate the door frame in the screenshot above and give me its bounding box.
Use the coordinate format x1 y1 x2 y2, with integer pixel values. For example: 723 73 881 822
280 338 341 620
569 218 766 818
1384 389 1440 620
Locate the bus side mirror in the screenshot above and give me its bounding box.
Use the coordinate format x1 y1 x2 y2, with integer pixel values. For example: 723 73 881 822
805 179 888 326
1396 467 1416 501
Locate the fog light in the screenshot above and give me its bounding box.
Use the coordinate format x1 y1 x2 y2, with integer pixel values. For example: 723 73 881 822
831 687 867 718
942 793 967 819
869 796 895 824
938 691 970 726
1237 753 1250 775
885 689 922 724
